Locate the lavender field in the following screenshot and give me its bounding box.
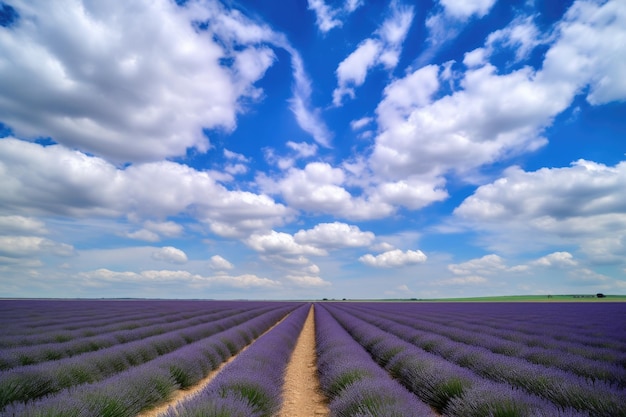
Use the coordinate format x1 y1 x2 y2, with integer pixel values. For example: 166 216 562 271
0 299 624 417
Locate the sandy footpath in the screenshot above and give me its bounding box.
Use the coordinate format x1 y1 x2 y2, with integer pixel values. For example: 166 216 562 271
278 304 329 417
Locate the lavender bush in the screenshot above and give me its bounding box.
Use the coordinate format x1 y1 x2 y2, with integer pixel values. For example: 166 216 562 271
315 304 435 417
329 302 626 416
324 304 595 417
1 304 297 416
163 304 310 417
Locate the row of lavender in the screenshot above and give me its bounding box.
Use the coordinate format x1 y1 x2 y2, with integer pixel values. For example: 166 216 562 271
0 304 255 369
0 300 300 416
344 302 626 385
322 302 626 417
162 303 310 417
314 304 437 416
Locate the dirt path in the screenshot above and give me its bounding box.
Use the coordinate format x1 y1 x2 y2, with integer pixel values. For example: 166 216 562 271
278 304 329 417
138 314 289 417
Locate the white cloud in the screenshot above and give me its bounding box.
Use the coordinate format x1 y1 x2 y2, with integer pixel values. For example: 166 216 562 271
531 252 578 268
308 0 342 33
463 48 488 67
288 52 333 147
448 254 513 276
0 216 47 235
439 275 488 285
125 229 160 242
286 141 318 159
548 0 626 105
376 2 415 68
344 0 363 13
307 0 363 33
334 39 382 104
0 0 282 163
79 268 280 289
350 117 373 131
224 163 248 176
285 274 331 288
246 231 326 256
439 0 496 19
0 139 292 238
486 15 543 62
372 176 449 210
245 230 329 287
373 63 556 181
418 0 496 65
442 251 616 290
454 159 626 263
179 1 334 149
150 246 188 264
333 3 414 106
224 149 250 163
126 220 183 241
0 0 335 160
144 221 184 237
0 236 75 258
294 222 375 249
372 0 626 196
359 249 427 268
257 162 393 220
208 255 234 271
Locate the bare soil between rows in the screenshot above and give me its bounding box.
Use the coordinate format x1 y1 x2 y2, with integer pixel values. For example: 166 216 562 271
138 305 329 417
278 305 329 417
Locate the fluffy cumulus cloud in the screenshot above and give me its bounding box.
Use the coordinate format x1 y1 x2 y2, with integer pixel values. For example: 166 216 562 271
151 246 188 264
246 231 326 256
0 139 292 237
531 252 578 268
0 0 274 162
208 255 234 271
257 162 393 220
454 160 626 263
245 230 329 288
294 222 375 249
359 249 427 268
371 0 626 193
333 2 414 106
0 0 333 160
439 0 496 20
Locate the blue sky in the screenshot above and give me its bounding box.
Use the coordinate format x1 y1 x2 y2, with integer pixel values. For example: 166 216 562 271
0 0 625 299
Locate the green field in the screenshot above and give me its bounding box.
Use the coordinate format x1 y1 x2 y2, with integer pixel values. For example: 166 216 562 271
336 294 626 302
418 294 626 302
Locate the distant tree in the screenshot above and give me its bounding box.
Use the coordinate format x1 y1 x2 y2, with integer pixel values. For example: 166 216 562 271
596 293 606 298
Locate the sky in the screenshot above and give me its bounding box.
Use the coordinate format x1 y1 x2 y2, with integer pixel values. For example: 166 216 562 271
0 0 625 300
